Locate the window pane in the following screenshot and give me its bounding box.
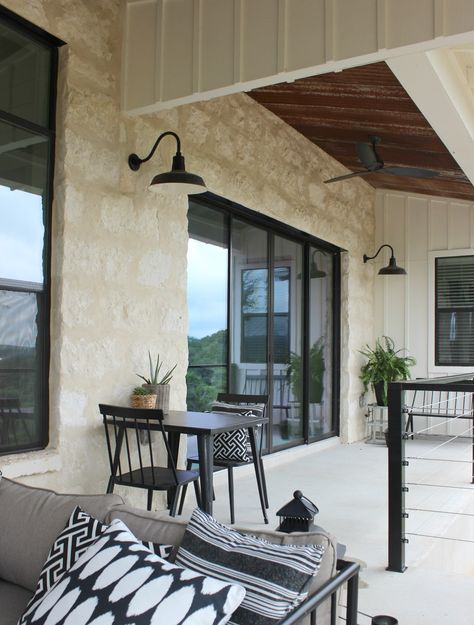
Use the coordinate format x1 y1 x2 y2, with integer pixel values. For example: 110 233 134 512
274 236 302 446
187 202 228 410
308 248 333 436
0 21 52 126
231 220 268 394
436 256 474 366
241 268 268 363
186 366 226 412
0 122 48 284
0 290 44 453
437 311 474 365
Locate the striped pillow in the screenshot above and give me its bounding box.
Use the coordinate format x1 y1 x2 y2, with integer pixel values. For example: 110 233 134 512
175 508 325 625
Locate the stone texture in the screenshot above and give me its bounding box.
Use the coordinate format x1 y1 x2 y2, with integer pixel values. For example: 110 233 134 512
1 0 375 501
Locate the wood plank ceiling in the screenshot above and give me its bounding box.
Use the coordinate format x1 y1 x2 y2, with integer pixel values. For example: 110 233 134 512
249 61 474 202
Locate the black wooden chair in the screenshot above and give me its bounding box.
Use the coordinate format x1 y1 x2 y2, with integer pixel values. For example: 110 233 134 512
99 403 200 515
178 393 269 524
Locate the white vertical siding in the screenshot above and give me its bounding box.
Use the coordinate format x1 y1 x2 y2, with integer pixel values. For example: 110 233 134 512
375 189 474 435
122 0 474 114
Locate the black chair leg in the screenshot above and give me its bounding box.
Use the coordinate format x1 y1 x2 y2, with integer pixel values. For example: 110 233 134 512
147 489 153 511
253 456 268 524
177 486 187 515
227 466 235 524
106 477 114 494
259 457 269 508
178 459 195 514
170 486 180 517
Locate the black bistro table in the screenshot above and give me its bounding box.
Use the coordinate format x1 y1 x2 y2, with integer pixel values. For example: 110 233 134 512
162 410 268 516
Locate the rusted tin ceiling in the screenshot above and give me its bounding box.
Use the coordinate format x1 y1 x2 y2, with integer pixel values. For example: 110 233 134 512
249 61 474 202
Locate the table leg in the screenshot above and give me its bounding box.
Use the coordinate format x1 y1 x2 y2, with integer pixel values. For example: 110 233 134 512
197 433 213 515
167 431 181 508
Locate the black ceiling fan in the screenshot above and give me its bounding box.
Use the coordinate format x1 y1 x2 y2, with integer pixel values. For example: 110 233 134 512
324 135 439 184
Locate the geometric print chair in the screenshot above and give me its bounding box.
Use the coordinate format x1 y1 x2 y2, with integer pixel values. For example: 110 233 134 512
99 403 201 515
178 393 269 524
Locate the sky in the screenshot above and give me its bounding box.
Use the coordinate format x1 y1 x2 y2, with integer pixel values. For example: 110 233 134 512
187 238 227 339
0 184 44 284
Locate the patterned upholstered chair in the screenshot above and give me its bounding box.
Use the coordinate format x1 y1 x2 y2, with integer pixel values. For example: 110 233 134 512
178 393 269 524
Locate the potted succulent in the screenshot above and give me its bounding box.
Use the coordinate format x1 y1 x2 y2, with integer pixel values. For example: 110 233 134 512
130 386 157 409
359 336 416 406
136 351 177 414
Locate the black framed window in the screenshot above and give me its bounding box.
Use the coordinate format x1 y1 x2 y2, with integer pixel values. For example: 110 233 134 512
187 192 341 452
0 7 62 455
435 255 474 366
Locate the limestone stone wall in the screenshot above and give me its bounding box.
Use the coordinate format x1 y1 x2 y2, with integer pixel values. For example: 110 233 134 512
1 0 374 498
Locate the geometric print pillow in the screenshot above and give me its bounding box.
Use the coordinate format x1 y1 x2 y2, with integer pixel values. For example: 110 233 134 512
175 508 325 625
18 518 246 625
23 507 173 617
210 403 265 463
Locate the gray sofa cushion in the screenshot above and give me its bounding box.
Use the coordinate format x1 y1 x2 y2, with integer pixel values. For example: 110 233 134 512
107 505 188 546
0 580 33 625
0 477 124 592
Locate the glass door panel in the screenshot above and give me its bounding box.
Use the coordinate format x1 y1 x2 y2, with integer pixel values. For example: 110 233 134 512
308 248 334 437
272 236 303 448
230 220 269 445
186 203 228 411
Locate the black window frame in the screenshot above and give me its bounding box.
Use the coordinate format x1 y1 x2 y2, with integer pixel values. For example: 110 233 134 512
0 5 63 455
435 254 474 367
187 191 341 448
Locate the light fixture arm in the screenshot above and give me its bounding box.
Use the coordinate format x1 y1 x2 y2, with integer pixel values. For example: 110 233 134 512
128 131 182 172
363 244 394 264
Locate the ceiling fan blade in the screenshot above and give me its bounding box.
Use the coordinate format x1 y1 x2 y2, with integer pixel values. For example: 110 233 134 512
382 166 439 179
356 142 381 171
324 170 376 184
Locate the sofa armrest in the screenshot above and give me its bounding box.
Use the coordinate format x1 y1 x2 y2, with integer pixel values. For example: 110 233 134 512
275 559 360 625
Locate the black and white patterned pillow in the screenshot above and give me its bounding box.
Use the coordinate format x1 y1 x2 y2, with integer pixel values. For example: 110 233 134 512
24 507 173 616
210 403 265 463
19 519 245 625
175 508 325 625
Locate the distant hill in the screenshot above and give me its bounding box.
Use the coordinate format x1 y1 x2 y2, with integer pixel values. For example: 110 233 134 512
188 329 227 366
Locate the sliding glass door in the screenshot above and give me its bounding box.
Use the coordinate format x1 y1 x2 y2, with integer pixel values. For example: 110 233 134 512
187 194 340 452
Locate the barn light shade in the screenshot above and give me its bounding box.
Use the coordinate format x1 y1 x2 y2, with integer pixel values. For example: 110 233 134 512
363 244 406 275
128 131 206 195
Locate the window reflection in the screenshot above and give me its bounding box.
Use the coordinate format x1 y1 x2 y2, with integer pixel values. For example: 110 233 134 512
0 290 39 452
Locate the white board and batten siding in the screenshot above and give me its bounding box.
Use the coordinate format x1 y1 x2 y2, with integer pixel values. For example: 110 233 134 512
375 189 474 436
122 0 474 114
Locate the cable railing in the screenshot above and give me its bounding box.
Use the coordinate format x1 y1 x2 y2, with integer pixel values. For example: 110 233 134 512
387 373 474 572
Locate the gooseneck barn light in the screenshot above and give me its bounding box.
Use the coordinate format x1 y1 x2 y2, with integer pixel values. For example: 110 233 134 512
128 131 206 195
363 244 407 275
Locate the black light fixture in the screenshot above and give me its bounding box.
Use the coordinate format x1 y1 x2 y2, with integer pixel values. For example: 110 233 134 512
297 250 326 279
128 130 206 195
363 244 407 275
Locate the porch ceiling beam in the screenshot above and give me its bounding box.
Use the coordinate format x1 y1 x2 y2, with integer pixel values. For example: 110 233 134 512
388 48 474 186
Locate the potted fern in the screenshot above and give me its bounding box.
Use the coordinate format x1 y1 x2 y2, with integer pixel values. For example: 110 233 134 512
359 336 416 406
136 351 177 414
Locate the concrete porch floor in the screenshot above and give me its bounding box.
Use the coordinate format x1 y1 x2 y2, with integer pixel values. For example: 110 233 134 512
178 437 474 625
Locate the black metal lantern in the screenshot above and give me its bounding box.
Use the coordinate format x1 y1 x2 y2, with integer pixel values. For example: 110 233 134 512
276 490 319 533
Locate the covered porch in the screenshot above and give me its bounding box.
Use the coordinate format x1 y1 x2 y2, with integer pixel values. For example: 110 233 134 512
179 436 473 624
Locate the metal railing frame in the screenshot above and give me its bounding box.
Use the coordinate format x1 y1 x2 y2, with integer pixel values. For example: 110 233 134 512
387 373 474 572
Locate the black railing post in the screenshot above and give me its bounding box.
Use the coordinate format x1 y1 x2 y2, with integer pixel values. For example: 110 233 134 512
387 381 406 572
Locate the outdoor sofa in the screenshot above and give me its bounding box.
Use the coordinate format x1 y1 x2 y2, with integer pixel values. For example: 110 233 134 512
0 475 359 625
